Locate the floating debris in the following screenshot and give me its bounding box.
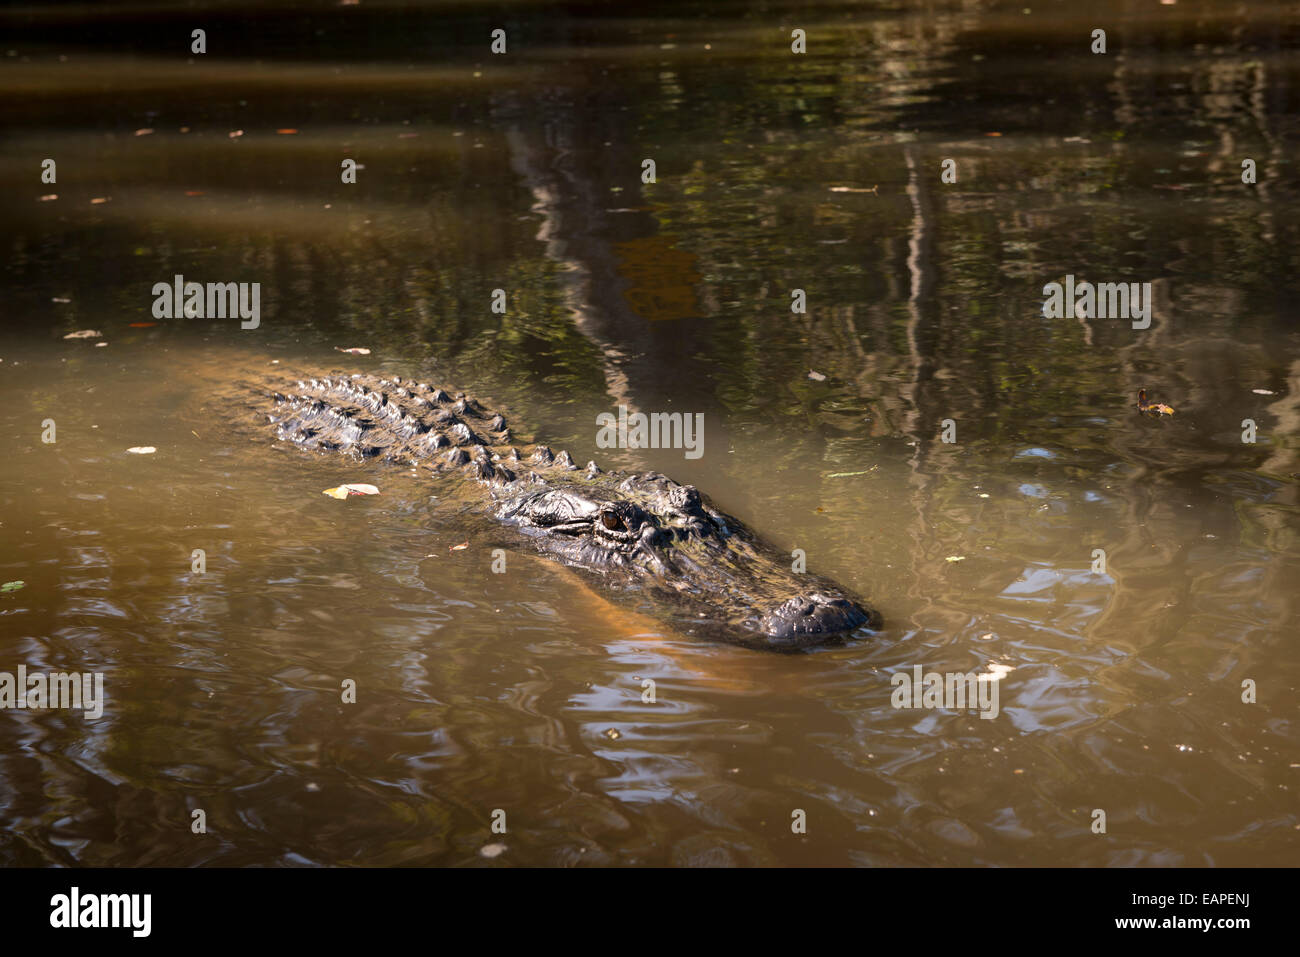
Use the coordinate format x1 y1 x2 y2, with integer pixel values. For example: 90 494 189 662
335 347 371 355
1 581 25 594
1137 389 1175 416
322 483 380 499
126 446 156 454
480 843 507 859
807 370 827 381
63 329 100 339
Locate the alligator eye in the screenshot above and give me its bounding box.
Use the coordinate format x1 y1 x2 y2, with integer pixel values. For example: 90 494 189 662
600 509 625 531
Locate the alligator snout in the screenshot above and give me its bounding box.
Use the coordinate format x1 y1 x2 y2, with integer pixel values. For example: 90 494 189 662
754 593 877 649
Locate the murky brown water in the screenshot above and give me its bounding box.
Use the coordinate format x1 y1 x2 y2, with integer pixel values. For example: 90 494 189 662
1 1 1297 866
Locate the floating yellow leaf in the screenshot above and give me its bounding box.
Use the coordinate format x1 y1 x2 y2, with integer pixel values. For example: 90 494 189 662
322 483 380 499
1137 389 1175 416
449 541 469 551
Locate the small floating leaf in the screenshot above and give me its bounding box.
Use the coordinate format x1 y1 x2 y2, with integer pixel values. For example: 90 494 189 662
480 843 507 858
1137 389 1175 416
322 483 380 499
945 555 966 563
63 329 101 339
1 581 25 593
827 466 878 478
807 370 827 381
334 346 371 355
449 541 469 551
126 446 156 454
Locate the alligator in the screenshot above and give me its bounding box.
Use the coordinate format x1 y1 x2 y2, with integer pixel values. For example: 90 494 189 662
242 371 881 651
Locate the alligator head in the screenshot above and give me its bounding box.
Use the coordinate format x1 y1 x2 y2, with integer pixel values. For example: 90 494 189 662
497 472 879 651
251 373 881 652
